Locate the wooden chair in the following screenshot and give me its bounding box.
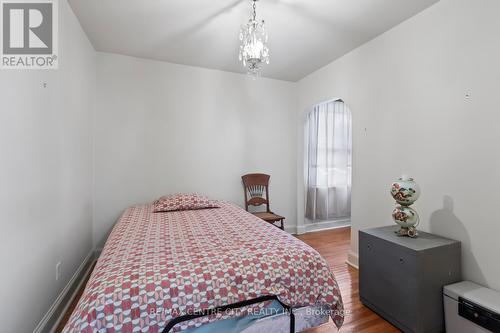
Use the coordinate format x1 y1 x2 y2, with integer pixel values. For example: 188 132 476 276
242 173 285 230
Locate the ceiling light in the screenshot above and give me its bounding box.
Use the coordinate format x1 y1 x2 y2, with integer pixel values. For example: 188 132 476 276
239 0 270 78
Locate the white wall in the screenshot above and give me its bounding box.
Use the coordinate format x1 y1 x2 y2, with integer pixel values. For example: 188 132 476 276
298 0 500 290
94 53 297 247
0 1 95 331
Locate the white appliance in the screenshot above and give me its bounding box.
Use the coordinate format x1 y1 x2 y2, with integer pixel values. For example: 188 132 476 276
444 281 500 333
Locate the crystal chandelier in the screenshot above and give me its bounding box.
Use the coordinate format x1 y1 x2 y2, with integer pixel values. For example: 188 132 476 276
239 0 270 78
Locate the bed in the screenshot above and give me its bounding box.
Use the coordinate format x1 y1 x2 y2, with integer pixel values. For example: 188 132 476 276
63 199 344 333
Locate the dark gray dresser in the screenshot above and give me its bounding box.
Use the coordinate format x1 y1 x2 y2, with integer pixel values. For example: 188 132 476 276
359 226 461 333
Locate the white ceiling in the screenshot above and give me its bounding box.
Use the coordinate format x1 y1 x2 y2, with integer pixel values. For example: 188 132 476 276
69 0 439 81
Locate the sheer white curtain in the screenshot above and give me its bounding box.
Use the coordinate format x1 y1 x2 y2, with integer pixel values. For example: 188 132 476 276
305 99 352 221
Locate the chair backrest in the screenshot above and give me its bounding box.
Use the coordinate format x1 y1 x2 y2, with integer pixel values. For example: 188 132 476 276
242 173 271 212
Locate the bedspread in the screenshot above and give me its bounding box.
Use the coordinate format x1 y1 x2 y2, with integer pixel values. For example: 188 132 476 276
63 201 344 332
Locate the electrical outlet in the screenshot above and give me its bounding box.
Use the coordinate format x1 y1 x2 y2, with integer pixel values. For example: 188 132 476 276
56 262 62 281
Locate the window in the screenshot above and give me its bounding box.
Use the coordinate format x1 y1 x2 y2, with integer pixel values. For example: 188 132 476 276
305 99 352 220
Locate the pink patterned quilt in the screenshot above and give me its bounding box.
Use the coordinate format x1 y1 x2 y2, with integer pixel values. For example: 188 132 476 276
63 201 344 332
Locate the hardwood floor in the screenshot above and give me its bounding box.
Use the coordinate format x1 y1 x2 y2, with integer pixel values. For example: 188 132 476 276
297 228 400 333
57 227 399 333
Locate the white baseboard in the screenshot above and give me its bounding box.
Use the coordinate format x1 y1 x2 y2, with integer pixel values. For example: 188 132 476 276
288 219 351 235
346 251 359 269
304 219 351 233
33 250 96 333
296 225 307 235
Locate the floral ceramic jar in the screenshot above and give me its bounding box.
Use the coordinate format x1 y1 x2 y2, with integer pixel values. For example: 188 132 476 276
390 176 421 206
392 205 419 228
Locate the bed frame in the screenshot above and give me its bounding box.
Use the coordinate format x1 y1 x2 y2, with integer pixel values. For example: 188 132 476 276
162 295 330 333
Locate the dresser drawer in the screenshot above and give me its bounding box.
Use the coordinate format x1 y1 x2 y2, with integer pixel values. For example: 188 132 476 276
361 232 417 274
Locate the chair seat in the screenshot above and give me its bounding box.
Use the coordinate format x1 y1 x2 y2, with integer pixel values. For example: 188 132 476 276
252 212 284 222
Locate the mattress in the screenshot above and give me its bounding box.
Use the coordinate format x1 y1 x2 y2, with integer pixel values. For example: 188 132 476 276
63 201 344 332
